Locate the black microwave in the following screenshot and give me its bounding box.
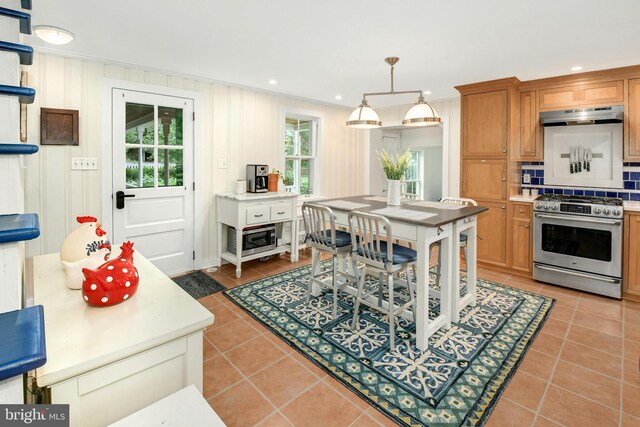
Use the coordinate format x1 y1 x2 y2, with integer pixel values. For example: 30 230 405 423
227 224 277 256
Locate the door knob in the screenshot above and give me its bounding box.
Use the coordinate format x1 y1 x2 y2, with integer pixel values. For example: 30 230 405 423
115 191 135 209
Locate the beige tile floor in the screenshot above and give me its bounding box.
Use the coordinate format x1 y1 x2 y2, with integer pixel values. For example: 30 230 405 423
197 249 640 427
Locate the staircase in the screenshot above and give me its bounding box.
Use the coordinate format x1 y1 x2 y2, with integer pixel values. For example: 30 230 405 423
0 0 43 404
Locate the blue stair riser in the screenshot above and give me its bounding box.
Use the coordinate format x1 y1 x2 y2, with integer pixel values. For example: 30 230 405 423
0 143 38 155
0 7 31 35
0 84 35 104
0 41 33 65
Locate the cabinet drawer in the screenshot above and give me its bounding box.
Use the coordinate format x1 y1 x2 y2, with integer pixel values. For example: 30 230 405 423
539 80 624 110
246 206 270 224
513 204 531 219
270 204 292 221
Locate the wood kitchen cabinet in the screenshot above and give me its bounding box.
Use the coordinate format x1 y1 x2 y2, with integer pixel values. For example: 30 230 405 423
476 201 508 267
462 90 508 157
627 79 640 160
513 90 542 161
511 203 532 273
461 159 507 201
538 80 624 111
624 212 640 299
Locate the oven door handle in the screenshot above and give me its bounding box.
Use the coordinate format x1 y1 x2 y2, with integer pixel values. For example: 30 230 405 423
534 213 621 226
534 264 620 283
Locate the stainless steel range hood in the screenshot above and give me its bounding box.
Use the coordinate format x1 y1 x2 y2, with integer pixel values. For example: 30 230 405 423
540 105 624 126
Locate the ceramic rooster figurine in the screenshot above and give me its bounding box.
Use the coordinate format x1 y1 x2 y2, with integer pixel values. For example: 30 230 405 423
60 216 111 263
82 241 139 307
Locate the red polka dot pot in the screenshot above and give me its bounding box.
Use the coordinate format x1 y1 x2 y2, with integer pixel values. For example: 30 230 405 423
82 241 139 307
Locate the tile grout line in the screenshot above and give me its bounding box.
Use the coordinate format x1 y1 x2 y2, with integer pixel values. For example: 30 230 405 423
531 301 578 425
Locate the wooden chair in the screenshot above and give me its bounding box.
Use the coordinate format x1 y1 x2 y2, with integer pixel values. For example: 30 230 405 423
348 211 417 351
301 203 356 318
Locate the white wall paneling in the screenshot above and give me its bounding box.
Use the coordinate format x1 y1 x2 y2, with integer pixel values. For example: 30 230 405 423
24 52 367 269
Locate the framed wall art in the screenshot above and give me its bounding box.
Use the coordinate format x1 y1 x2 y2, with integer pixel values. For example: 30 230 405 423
40 108 79 146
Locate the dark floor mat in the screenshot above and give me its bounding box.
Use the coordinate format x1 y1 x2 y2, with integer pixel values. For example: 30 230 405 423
172 270 226 299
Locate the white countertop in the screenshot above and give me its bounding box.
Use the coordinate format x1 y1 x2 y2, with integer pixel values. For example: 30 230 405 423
510 195 537 203
217 191 298 201
624 201 640 212
34 250 214 387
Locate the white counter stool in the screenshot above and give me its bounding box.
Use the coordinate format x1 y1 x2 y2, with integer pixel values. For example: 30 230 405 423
429 197 477 308
302 203 357 318
348 211 417 351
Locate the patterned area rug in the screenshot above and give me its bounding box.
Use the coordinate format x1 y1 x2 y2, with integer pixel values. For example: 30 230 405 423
224 263 554 426
173 270 226 299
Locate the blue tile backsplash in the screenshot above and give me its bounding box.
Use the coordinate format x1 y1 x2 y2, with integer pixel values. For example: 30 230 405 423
521 162 640 201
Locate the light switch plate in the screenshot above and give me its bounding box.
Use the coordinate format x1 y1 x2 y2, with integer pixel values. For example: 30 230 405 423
71 157 98 170
523 173 531 184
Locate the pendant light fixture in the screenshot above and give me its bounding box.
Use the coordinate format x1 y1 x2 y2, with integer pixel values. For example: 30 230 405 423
346 57 440 129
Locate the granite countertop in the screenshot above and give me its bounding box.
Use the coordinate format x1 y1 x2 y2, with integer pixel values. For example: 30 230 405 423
217 192 298 201
624 201 640 212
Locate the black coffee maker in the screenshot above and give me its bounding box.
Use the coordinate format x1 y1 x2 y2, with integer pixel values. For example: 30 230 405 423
246 164 269 193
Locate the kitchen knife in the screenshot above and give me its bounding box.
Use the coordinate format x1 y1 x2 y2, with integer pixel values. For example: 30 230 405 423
570 147 574 174
586 148 592 172
578 147 583 172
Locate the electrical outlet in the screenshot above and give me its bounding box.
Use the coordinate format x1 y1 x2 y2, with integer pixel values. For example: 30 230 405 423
218 159 228 169
523 173 531 184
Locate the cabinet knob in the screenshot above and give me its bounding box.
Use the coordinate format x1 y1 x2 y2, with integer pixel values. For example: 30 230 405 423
502 147 507 153
524 224 530 229
501 206 506 210
502 177 507 182
519 208 524 213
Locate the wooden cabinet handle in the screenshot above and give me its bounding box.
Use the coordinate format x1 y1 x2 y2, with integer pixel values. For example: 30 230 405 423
254 214 264 218
277 211 285 215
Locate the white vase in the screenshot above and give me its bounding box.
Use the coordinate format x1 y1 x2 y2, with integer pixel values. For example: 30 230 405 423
387 179 402 206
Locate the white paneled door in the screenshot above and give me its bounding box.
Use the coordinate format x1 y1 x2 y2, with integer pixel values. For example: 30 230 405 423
112 89 194 275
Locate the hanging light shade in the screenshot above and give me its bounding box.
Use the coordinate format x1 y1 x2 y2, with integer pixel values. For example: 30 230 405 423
402 95 441 127
346 99 382 129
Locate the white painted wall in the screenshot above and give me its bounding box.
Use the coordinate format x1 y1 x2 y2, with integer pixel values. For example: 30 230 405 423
375 97 461 197
23 52 367 267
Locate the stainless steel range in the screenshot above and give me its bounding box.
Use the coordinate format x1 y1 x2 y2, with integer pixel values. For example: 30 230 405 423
533 194 622 298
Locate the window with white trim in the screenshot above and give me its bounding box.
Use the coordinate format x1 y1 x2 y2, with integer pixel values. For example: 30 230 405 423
283 116 318 195
404 149 423 200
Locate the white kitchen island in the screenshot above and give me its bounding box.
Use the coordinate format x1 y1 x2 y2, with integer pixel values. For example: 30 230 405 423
33 250 214 427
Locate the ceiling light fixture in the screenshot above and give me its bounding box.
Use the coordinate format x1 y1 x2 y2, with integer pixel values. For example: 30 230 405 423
268 79 277 85
335 95 342 100
571 66 583 72
346 57 440 129
33 25 74 45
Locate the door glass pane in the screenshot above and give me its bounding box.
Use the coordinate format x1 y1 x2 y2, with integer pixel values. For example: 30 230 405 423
158 148 184 187
125 103 154 145
299 120 311 156
158 106 183 146
301 159 312 195
126 147 155 188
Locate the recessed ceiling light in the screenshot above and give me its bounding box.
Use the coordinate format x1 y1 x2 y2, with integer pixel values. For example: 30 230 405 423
423 91 432 95
268 79 277 85
33 26 74 45
335 95 342 100
571 66 583 72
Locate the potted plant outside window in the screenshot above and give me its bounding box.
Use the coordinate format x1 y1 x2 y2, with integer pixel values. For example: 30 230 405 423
378 148 411 205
